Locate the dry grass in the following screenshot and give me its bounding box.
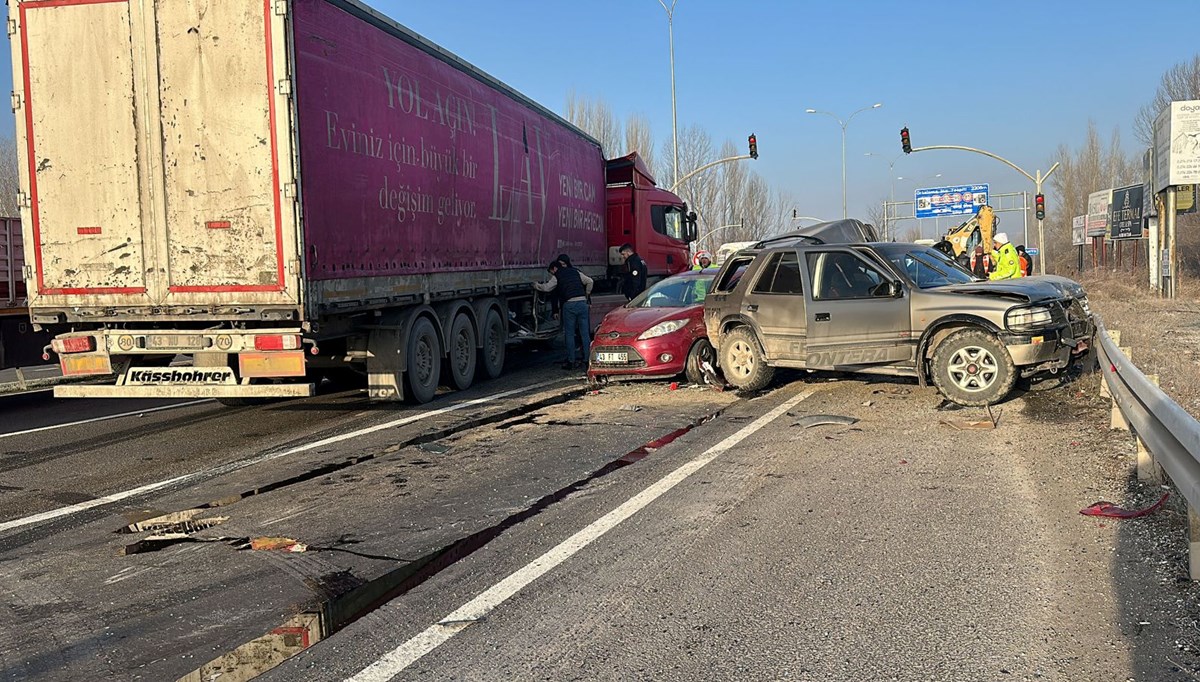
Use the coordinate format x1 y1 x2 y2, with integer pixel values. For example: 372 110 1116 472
1080 270 1200 414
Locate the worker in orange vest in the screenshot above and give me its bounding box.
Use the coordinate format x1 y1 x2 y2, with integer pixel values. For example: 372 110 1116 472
1017 245 1034 277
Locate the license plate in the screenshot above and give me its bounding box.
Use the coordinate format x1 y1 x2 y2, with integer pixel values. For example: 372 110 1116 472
596 351 628 363
146 334 206 350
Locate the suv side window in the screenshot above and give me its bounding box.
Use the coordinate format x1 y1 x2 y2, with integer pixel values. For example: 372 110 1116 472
752 250 803 295
807 251 889 300
714 256 753 293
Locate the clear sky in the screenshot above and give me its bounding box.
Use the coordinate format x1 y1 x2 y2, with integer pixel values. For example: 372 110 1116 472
1 0 1192 243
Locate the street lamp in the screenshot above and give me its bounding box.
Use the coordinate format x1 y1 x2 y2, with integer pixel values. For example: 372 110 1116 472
864 152 903 239
805 102 882 219
656 0 680 189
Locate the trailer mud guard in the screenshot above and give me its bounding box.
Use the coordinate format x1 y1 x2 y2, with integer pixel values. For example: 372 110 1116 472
366 305 439 402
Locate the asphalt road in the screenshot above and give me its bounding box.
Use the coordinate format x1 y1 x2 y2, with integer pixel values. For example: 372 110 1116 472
1 360 1198 681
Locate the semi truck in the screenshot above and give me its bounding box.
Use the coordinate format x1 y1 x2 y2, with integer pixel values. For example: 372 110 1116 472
9 0 696 404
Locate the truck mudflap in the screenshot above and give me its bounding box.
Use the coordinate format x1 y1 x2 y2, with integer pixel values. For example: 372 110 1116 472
54 383 314 399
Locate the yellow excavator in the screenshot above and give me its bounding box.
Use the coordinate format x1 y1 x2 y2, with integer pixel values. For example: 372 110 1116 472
941 205 998 257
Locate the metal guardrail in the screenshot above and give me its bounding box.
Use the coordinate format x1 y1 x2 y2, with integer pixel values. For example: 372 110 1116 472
1096 317 1200 578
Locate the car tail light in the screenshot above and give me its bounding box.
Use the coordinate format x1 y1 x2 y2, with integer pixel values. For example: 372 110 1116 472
52 336 96 354
254 334 301 351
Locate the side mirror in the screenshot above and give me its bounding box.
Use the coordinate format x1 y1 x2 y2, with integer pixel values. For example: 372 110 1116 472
686 211 698 242
889 281 904 298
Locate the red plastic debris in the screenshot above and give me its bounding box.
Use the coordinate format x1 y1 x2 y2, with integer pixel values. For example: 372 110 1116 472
669 382 679 390
898 459 908 465
1080 492 1169 519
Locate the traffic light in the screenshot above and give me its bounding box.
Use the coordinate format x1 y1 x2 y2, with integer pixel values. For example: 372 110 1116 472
748 133 758 159
900 127 912 154
1035 193 1045 220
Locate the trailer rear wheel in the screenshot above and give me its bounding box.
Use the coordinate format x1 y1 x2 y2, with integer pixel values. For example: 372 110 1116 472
405 316 441 403
444 312 477 391
480 307 506 380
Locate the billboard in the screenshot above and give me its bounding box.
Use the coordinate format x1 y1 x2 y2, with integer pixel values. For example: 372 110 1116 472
914 184 989 219
292 0 608 281
1086 189 1111 237
1109 184 1144 240
1071 215 1087 246
1153 100 1200 192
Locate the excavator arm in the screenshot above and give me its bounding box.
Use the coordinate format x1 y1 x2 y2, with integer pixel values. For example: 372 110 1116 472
943 205 997 257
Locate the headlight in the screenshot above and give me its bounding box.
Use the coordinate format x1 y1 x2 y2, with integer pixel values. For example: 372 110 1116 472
638 319 688 340
1006 305 1053 330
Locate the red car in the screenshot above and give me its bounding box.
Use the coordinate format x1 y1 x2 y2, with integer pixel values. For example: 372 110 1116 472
588 270 717 384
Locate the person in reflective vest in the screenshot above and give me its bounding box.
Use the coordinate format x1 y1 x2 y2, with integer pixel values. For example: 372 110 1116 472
692 251 715 271
1016 245 1034 277
989 232 1022 280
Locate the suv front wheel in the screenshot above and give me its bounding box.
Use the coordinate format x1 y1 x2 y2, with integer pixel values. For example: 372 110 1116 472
931 328 1015 406
720 327 775 392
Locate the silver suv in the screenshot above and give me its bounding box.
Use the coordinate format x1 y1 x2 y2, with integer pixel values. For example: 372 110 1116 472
704 220 1093 406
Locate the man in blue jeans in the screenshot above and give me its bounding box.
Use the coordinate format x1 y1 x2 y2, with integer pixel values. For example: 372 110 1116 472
534 259 594 370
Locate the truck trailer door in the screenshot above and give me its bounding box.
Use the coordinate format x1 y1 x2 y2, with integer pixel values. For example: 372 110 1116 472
154 0 299 305
13 0 151 303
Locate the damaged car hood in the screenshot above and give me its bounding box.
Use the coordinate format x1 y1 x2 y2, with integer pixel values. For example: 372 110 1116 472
936 275 1086 303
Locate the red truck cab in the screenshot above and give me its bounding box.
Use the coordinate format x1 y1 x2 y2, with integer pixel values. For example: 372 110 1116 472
605 153 695 280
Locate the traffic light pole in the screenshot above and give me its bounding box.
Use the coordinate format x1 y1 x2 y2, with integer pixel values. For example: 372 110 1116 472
669 154 754 193
907 143 1058 275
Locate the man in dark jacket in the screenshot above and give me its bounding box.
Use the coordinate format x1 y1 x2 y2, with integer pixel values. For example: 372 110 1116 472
534 259 594 370
619 243 648 300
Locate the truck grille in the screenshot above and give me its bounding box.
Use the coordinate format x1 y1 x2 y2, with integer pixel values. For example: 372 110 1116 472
590 345 646 369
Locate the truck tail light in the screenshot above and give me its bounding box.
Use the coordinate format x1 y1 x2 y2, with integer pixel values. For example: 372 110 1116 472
254 334 301 351
52 336 96 354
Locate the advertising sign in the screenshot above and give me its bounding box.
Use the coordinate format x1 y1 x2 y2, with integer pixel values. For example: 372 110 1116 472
914 184 989 219
1178 184 1197 214
1154 100 1200 192
1071 215 1087 246
292 1 608 281
1086 189 1111 237
1109 184 1144 239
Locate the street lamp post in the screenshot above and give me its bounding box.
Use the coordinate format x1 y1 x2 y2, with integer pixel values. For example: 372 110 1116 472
806 103 882 219
656 0 680 189
864 152 902 239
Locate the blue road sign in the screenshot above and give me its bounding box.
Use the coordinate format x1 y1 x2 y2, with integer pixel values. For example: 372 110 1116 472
914 184 989 219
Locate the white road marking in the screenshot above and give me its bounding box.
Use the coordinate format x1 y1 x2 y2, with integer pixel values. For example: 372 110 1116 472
345 388 817 682
0 379 567 535
0 400 213 440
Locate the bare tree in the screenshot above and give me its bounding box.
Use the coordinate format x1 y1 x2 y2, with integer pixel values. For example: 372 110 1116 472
564 91 620 157
622 112 657 178
866 197 888 237
1046 121 1136 272
1134 55 1200 146
0 137 17 217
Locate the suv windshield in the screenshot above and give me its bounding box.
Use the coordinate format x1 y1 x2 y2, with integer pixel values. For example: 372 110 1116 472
883 247 976 289
629 275 715 308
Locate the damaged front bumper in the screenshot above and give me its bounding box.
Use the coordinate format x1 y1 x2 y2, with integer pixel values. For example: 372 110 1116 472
1003 321 1094 378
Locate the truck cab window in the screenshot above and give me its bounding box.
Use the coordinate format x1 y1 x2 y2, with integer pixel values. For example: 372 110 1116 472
651 205 686 241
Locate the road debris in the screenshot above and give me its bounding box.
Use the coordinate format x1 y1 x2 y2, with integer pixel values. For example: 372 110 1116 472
417 442 451 455
619 404 643 412
1080 493 1170 519
119 509 227 535
791 415 859 429
249 536 309 552
939 417 995 430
